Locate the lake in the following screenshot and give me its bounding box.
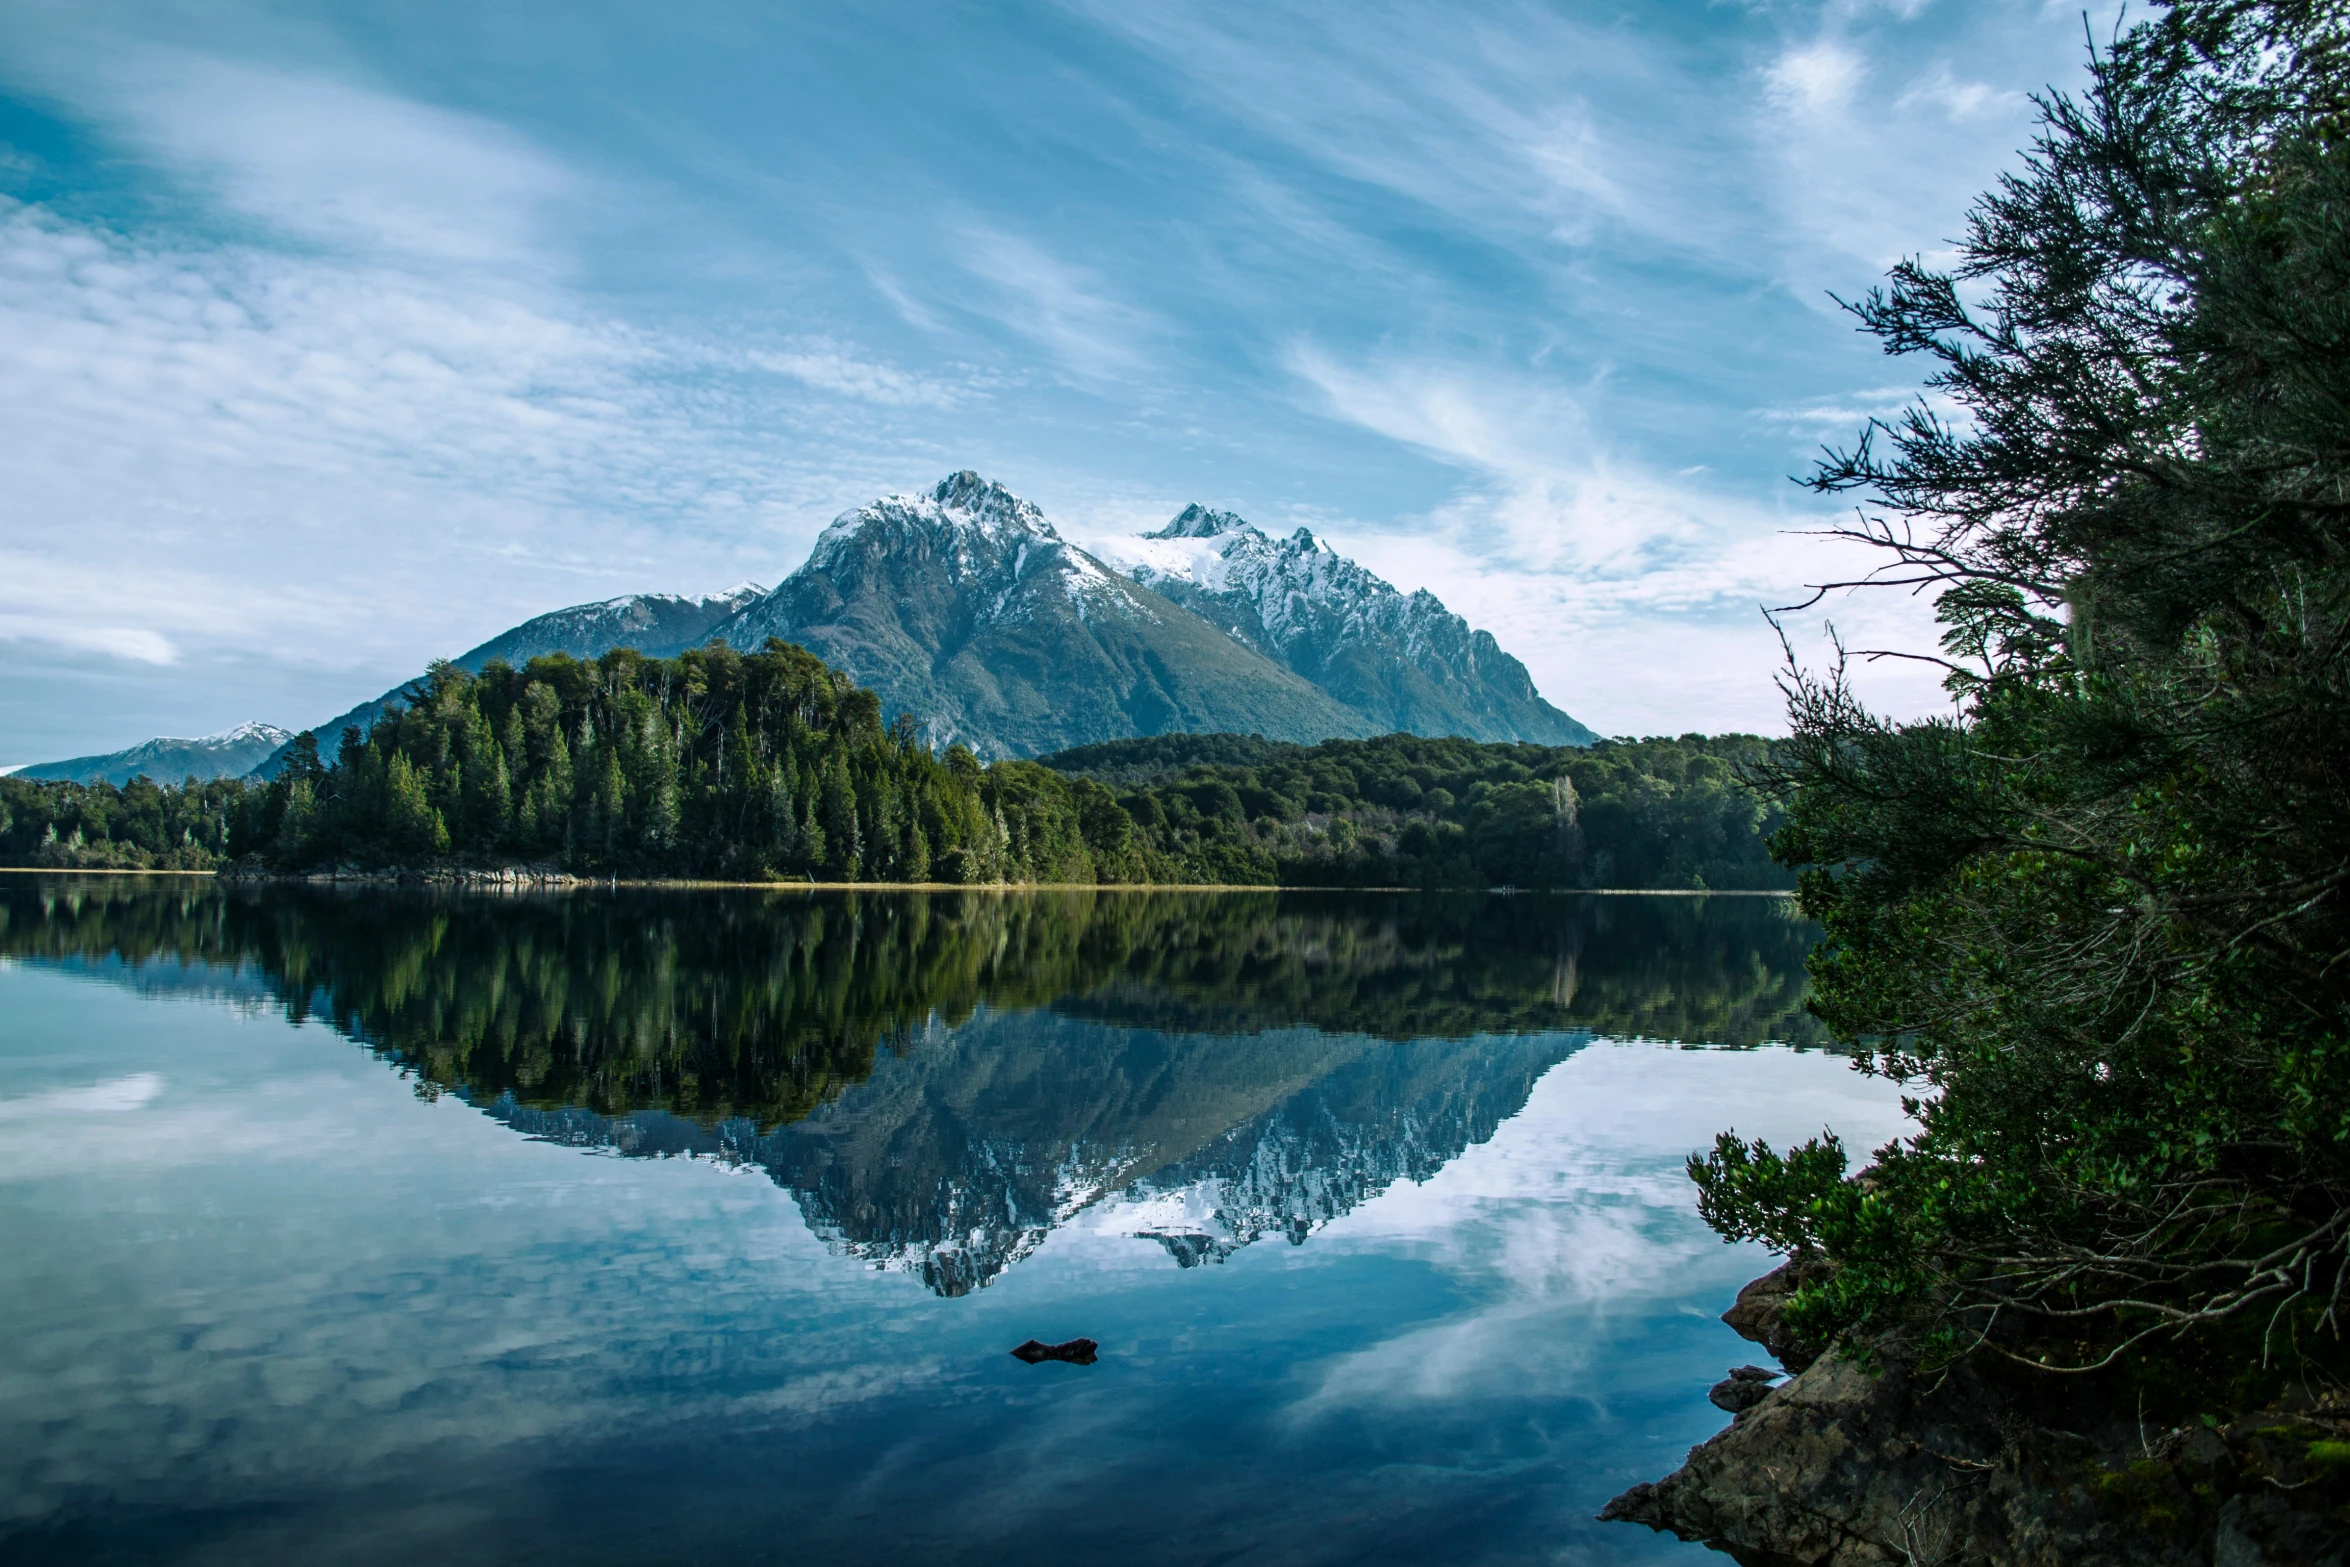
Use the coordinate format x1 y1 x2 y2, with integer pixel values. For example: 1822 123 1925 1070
0 878 1908 1566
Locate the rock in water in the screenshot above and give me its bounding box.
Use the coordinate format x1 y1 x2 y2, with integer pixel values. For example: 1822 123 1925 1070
1706 1365 1782 1414
1010 1338 1098 1365
1719 1261 1822 1371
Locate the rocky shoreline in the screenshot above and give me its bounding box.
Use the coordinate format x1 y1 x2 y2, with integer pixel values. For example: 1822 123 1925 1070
217 863 585 889
1603 1265 2350 1565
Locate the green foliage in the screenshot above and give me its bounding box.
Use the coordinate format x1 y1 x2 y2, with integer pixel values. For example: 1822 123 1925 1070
0 772 246 869
1691 1132 1849 1257
236 641 1144 882
1694 1 2350 1379
1045 731 1793 889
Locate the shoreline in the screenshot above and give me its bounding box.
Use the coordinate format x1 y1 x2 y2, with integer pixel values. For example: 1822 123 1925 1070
0 866 1795 895
1607 1263 2350 1564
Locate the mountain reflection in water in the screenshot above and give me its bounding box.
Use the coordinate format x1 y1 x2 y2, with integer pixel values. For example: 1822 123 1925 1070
2 880 1820 1299
495 1019 1582 1294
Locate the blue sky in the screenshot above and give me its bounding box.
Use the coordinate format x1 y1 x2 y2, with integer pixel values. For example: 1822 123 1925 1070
0 0 2117 762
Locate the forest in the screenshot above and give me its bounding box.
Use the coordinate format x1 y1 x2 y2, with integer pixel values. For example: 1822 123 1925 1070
0 642 1788 890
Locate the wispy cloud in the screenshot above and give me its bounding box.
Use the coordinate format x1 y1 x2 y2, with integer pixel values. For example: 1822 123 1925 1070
8 43 576 276
1280 342 1953 731
0 616 179 666
1067 0 1698 260
1765 41 1869 116
1284 1043 1913 1419
0 184 943 746
0 1072 165 1118
1284 343 1700 577
749 342 970 408
1898 65 2017 121
955 223 1159 378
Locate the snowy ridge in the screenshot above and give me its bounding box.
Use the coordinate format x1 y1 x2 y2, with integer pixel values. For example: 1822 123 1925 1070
1097 1093 1488 1267
790 471 1152 630
790 1137 1147 1296
695 469 1381 761
476 1080 1463 1295
1112 505 1430 655
16 722 299 786
466 585 771 665
1099 502 1594 746
208 721 296 747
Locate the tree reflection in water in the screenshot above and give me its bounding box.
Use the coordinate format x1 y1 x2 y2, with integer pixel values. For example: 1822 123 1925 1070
2 879 1825 1293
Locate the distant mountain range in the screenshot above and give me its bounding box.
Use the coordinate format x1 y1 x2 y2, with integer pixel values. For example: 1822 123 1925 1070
23 472 1591 780
12 722 293 786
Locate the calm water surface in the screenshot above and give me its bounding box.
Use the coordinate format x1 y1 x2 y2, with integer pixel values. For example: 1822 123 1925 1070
0 881 1908 1566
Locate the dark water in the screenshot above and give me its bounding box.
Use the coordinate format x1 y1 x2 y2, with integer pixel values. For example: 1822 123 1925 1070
0 880 1906 1566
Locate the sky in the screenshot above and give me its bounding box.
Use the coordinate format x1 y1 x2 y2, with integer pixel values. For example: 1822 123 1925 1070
0 0 2122 764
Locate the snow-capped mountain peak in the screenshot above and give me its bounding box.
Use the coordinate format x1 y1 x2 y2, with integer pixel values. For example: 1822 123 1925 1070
703 473 1372 759
799 472 1126 608
812 470 1058 557
1105 502 1596 747
1147 502 1250 541
932 469 1057 535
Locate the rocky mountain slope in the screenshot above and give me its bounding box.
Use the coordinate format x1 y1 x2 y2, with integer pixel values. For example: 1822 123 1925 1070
14 722 294 786
705 472 1372 758
1108 505 1594 746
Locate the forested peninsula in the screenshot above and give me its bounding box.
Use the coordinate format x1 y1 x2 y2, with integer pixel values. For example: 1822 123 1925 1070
0 639 1786 889
1606 5 2350 1563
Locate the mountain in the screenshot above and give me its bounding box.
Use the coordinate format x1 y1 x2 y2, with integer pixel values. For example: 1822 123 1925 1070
1107 505 1595 746
249 586 764 777
15 722 295 786
705 472 1373 758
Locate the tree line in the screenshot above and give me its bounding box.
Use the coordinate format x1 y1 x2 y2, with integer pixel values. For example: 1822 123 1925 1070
2 642 1790 890
1044 730 1790 889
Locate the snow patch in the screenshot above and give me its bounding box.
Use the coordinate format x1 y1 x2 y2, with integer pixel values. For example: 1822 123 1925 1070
211 721 294 746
